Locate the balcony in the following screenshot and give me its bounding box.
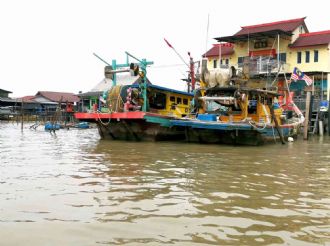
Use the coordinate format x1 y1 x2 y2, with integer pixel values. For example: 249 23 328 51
238 57 290 77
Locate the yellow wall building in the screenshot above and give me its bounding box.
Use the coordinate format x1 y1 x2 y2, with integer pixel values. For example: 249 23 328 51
204 17 330 100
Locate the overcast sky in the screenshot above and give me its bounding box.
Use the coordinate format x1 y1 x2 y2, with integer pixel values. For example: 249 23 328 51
1 0 329 97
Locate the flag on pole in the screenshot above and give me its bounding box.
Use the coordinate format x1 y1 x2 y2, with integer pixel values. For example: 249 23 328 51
290 67 313 86
290 67 299 81
164 38 173 48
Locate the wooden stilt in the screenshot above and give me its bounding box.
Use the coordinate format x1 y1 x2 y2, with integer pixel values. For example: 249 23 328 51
304 92 311 140
270 106 285 144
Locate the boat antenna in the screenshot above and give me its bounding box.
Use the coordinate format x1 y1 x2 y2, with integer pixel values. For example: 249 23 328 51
205 13 210 55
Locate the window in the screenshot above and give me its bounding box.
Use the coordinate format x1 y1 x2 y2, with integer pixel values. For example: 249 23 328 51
213 60 217 68
238 57 244 65
305 51 310 63
314 50 319 62
149 92 166 109
176 97 182 104
225 59 229 65
183 98 188 105
220 59 223 65
297 52 302 64
170 96 175 102
279 53 286 63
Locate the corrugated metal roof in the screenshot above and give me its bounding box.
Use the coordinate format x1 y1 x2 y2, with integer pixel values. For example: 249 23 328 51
35 91 80 103
0 88 12 94
20 96 36 103
91 74 151 92
290 30 330 48
203 45 234 58
235 17 306 36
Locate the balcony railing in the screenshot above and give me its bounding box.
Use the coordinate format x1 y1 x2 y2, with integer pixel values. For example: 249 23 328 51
238 57 289 77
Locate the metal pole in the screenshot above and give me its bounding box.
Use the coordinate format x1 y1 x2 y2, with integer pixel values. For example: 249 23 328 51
142 58 147 112
93 53 111 66
112 59 117 86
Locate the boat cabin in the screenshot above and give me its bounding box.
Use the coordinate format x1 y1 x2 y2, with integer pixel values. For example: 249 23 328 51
199 87 283 124
105 84 194 118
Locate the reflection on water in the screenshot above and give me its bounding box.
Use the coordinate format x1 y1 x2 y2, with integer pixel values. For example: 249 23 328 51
0 122 330 245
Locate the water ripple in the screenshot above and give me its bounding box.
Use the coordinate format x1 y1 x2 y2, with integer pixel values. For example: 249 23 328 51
0 122 330 245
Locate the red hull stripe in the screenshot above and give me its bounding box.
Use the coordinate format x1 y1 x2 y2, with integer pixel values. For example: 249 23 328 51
74 112 174 120
74 112 146 120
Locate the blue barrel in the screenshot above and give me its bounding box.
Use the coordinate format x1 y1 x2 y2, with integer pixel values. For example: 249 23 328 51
320 101 328 107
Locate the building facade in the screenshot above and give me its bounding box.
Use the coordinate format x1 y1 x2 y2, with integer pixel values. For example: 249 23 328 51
204 17 330 100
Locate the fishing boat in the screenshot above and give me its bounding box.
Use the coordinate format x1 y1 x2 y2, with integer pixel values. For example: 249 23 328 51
171 87 303 145
75 52 304 145
165 56 305 145
75 52 194 141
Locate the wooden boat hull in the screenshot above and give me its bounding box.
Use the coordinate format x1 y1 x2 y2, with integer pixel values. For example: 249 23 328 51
171 120 297 145
75 112 299 145
96 119 186 141
75 112 186 142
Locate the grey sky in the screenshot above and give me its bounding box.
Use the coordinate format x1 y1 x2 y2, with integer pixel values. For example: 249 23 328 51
1 0 328 97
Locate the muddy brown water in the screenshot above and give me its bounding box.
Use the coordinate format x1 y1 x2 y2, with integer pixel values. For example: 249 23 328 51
0 122 329 245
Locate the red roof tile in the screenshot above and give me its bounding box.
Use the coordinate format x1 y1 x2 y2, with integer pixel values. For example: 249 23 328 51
203 44 234 57
20 96 36 103
36 91 80 103
235 17 306 36
291 30 330 48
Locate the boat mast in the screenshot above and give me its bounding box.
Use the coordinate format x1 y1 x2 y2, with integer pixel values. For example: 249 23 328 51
164 38 195 92
189 52 196 91
125 52 153 112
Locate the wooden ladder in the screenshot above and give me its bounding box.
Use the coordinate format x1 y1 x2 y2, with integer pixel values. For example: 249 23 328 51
309 111 319 135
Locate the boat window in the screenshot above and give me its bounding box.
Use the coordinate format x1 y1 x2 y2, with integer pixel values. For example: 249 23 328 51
149 92 166 109
170 96 175 102
183 98 188 105
177 97 182 104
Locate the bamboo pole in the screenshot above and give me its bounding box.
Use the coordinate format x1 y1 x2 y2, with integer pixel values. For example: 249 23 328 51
304 91 311 140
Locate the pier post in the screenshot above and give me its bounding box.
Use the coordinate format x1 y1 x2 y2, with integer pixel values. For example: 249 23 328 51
328 99 330 136
303 91 311 140
21 99 24 131
319 120 324 136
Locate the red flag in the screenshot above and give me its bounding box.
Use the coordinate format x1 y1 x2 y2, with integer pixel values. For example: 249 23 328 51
164 38 173 48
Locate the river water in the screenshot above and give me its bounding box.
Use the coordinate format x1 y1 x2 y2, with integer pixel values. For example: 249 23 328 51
0 122 329 245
